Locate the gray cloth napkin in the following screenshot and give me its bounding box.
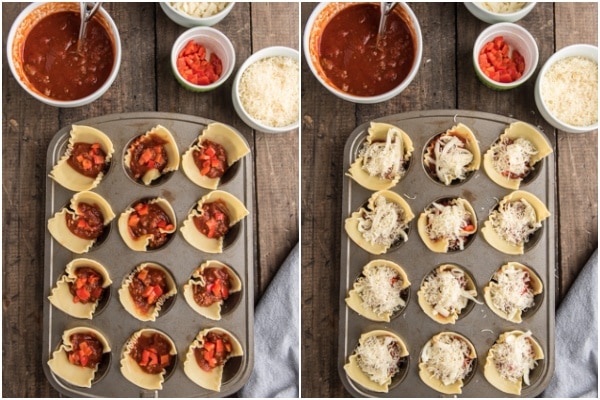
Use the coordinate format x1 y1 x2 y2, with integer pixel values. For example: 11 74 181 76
542 249 598 397
238 243 299 398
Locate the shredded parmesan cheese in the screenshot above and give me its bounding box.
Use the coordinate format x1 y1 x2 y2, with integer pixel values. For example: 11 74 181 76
422 334 474 386
490 137 538 179
421 267 480 318
490 331 537 385
489 265 535 320
168 2 229 18
540 56 598 127
238 56 299 128
355 265 406 317
360 128 407 180
358 196 409 247
477 2 527 13
424 133 474 185
489 198 540 246
355 335 403 385
424 200 475 250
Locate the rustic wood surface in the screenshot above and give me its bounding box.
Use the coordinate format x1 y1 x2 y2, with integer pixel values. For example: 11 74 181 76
301 2 597 397
2 2 298 397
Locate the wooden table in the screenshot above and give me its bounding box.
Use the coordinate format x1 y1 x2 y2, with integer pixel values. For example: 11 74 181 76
301 2 597 397
2 3 298 397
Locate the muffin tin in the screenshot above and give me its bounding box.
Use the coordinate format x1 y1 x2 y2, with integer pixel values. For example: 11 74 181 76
43 112 254 397
338 110 555 397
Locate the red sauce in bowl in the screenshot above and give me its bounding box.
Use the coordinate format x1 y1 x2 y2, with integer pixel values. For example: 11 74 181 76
318 3 416 97
22 11 115 101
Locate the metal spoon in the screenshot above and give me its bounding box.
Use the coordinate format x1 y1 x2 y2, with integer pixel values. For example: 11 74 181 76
376 2 397 49
77 2 103 52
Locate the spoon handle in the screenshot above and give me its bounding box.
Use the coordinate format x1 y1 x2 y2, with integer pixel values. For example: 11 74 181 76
78 2 103 49
376 2 397 48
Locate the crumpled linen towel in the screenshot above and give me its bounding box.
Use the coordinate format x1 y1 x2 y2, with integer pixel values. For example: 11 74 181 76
238 243 299 398
542 249 598 397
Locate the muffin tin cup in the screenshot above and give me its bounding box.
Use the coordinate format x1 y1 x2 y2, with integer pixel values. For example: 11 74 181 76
43 112 254 397
339 110 555 397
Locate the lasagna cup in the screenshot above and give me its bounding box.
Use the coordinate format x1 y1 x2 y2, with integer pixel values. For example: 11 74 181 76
118 197 177 251
344 190 415 255
120 328 177 390
181 190 249 254
183 260 242 320
345 259 410 322
418 264 481 324
183 327 244 392
181 123 250 190
346 122 414 191
484 330 544 395
48 191 115 254
119 262 177 322
124 125 180 186
481 190 550 254
423 123 481 185
47 327 111 388
48 258 112 319
419 332 477 395
49 125 114 192
417 197 477 253
483 122 553 189
343 330 409 393
484 262 543 323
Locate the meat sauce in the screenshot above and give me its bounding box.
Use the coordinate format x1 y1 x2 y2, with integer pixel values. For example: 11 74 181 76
318 3 415 96
66 142 107 178
130 332 173 375
192 140 228 179
128 134 169 181
194 331 234 372
192 267 231 307
127 202 173 249
128 266 169 315
69 267 105 304
66 202 104 240
22 11 114 101
193 200 230 239
67 332 104 369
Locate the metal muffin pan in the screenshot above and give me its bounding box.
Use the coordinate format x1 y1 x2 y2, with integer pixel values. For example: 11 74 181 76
338 110 555 397
43 112 254 397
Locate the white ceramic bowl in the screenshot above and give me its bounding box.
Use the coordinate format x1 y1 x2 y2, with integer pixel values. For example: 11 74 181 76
232 46 300 134
534 44 598 133
160 2 234 27
6 2 121 108
464 2 536 24
171 27 235 92
303 2 423 104
473 22 538 90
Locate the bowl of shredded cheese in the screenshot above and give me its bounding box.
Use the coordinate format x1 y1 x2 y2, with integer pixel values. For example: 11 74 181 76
232 46 300 134
535 44 598 133
464 2 536 24
160 2 234 27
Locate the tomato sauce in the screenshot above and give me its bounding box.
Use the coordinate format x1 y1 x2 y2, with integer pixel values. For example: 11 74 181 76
130 332 173 374
194 331 234 372
67 142 107 178
67 332 104 369
318 3 415 96
192 267 231 307
128 267 168 315
193 200 230 239
22 11 114 101
69 267 105 304
66 202 104 240
127 202 174 249
128 134 169 181
193 140 228 179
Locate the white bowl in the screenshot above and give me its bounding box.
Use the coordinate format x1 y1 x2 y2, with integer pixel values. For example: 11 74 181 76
6 2 121 108
171 27 235 92
303 2 423 104
534 44 598 133
473 22 538 90
160 2 234 28
232 46 300 134
464 2 536 24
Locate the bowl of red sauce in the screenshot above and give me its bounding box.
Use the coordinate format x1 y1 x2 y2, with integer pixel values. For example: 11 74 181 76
303 2 422 104
6 2 121 107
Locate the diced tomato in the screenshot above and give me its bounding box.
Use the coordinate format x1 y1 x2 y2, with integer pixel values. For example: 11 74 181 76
128 214 140 227
76 287 91 301
176 40 223 86
478 36 525 84
160 354 170 366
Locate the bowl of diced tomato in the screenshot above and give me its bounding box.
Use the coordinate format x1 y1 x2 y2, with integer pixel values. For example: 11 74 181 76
171 26 235 92
473 22 538 90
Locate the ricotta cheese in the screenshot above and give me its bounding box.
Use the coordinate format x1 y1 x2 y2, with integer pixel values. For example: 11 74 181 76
478 2 527 13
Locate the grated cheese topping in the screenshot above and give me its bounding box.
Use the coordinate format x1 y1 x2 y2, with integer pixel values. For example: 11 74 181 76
168 2 229 18
424 200 474 250
421 267 479 318
424 133 474 185
490 137 538 179
540 56 598 127
358 196 409 247
490 265 535 320
422 334 474 386
355 264 406 317
477 2 527 13
238 56 299 128
355 335 403 385
489 198 540 246
360 128 407 181
490 331 537 385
